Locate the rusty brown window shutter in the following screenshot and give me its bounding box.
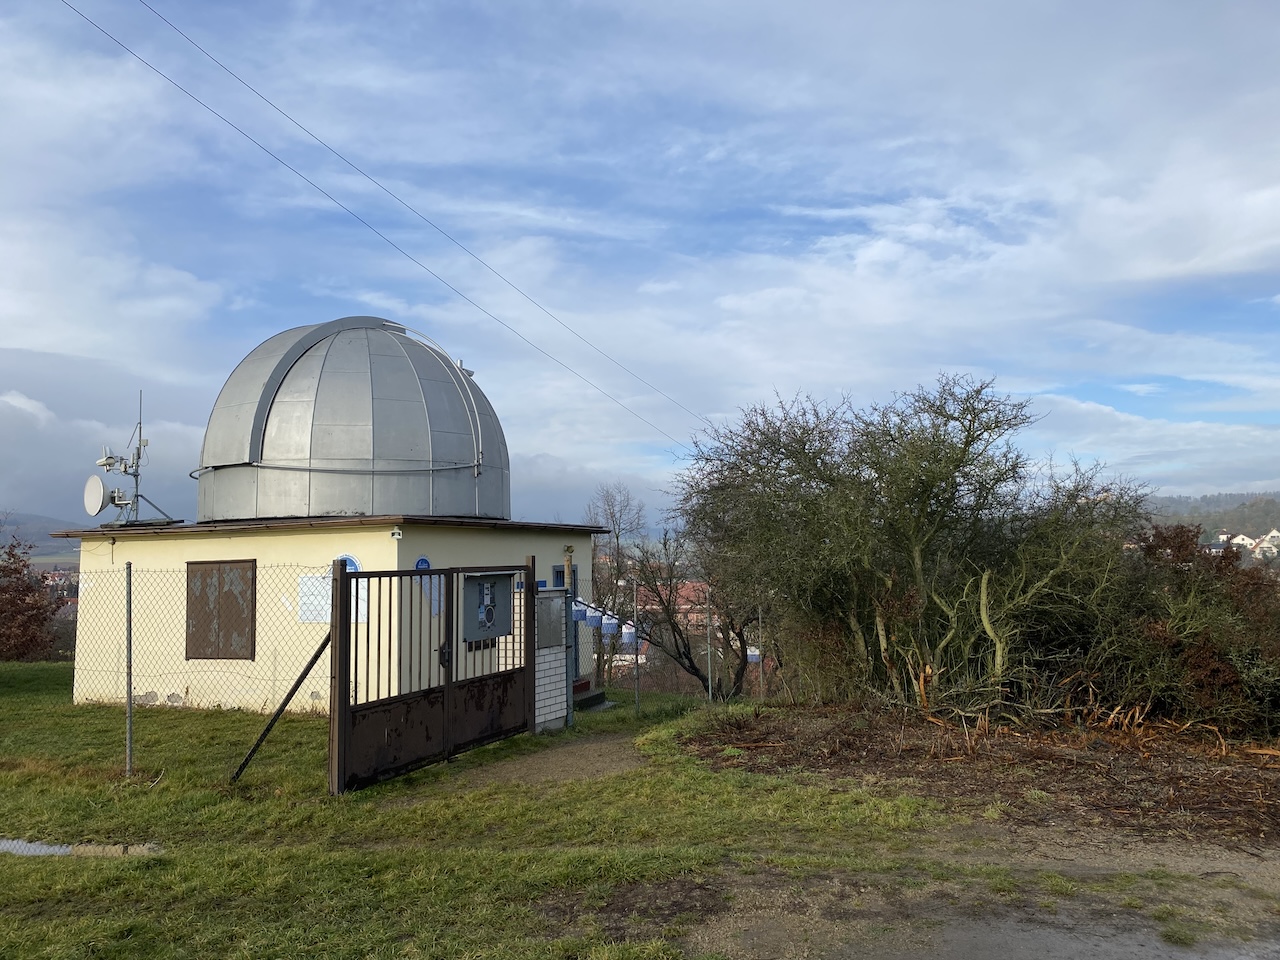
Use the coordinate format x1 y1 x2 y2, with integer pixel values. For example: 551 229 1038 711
186 560 257 660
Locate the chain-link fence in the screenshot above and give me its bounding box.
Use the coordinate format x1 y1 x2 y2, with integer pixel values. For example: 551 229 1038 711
75 563 333 715
591 630 783 702
72 564 786 725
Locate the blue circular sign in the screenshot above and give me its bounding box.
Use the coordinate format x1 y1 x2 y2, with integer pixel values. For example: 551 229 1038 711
415 556 431 571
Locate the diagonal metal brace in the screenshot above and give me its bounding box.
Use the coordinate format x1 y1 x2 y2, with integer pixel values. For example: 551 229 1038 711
231 631 331 784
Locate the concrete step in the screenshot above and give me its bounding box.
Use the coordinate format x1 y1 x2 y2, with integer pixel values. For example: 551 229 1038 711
573 688 608 710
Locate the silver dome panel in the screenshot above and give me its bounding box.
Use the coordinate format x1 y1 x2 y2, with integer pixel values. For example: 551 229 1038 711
197 317 511 521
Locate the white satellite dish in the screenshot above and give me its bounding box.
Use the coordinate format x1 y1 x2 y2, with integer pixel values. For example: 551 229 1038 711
84 474 111 517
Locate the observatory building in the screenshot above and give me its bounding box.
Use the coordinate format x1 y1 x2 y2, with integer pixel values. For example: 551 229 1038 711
60 316 598 722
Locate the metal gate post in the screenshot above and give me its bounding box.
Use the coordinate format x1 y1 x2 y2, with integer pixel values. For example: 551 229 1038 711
328 558 352 795
525 556 537 733
442 570 455 757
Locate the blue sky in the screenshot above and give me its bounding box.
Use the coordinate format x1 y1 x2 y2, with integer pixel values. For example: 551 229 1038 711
4 0 1280 526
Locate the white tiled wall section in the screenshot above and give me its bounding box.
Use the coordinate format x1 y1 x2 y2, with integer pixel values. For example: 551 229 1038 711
535 645 568 730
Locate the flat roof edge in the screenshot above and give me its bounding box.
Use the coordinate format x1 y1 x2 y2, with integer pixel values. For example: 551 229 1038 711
53 514 607 538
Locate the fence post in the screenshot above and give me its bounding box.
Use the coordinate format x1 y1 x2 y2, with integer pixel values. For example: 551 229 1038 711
758 604 764 699
632 579 640 719
525 556 537 735
706 586 712 703
125 561 133 777
328 559 351 795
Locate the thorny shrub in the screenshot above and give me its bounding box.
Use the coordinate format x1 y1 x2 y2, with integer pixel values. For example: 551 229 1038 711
1074 524 1280 736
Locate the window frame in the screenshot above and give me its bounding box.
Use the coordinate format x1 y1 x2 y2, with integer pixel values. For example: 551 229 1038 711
185 559 257 661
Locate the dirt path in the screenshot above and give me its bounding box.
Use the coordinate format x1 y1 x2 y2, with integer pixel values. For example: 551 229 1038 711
672 706 1280 958
436 717 1280 957
448 732 646 788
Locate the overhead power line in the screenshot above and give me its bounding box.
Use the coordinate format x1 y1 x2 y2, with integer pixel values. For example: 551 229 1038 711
137 0 711 430
59 0 693 451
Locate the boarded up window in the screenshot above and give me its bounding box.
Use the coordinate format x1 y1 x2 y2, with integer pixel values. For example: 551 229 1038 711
186 560 256 660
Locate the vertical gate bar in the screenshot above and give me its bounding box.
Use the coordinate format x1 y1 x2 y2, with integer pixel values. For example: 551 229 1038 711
416 574 422 691
524 556 536 733
381 576 388 698
403 575 410 695
359 578 366 703
408 574 415 694
391 577 396 695
373 576 381 701
389 576 394 696
388 575 396 698
385 576 391 697
364 578 370 703
409 574 417 693
368 577 374 701
328 558 352 795
443 570 455 755
387 576 391 696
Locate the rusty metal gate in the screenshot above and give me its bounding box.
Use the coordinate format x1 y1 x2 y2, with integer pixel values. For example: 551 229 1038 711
327 558 536 794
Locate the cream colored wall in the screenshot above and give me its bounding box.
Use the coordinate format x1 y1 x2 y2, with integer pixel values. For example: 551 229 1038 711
392 526 592 590
75 526 396 712
73 522 593 714
393 526 595 690
77 525 396 574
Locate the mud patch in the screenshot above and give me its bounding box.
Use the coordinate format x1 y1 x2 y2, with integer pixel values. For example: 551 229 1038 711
540 875 731 941
682 868 1280 959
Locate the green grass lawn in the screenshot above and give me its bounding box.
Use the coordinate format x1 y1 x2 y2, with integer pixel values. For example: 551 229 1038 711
0 665 939 959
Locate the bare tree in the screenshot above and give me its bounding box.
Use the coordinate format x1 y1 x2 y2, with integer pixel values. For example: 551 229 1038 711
631 528 755 699
583 482 646 686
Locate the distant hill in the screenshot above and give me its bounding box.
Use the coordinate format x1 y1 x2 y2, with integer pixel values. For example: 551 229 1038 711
1147 493 1280 541
1148 492 1280 515
1 512 83 556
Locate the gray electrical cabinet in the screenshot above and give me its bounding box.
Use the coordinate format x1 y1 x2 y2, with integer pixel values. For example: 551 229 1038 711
536 591 568 649
462 574 514 643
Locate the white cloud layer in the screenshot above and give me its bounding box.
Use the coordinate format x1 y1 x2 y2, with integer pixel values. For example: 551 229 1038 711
4 0 1280 525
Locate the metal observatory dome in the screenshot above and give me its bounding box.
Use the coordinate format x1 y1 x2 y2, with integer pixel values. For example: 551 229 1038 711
196 316 511 522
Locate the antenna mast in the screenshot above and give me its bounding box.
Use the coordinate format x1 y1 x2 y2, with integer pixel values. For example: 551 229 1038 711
84 391 176 525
